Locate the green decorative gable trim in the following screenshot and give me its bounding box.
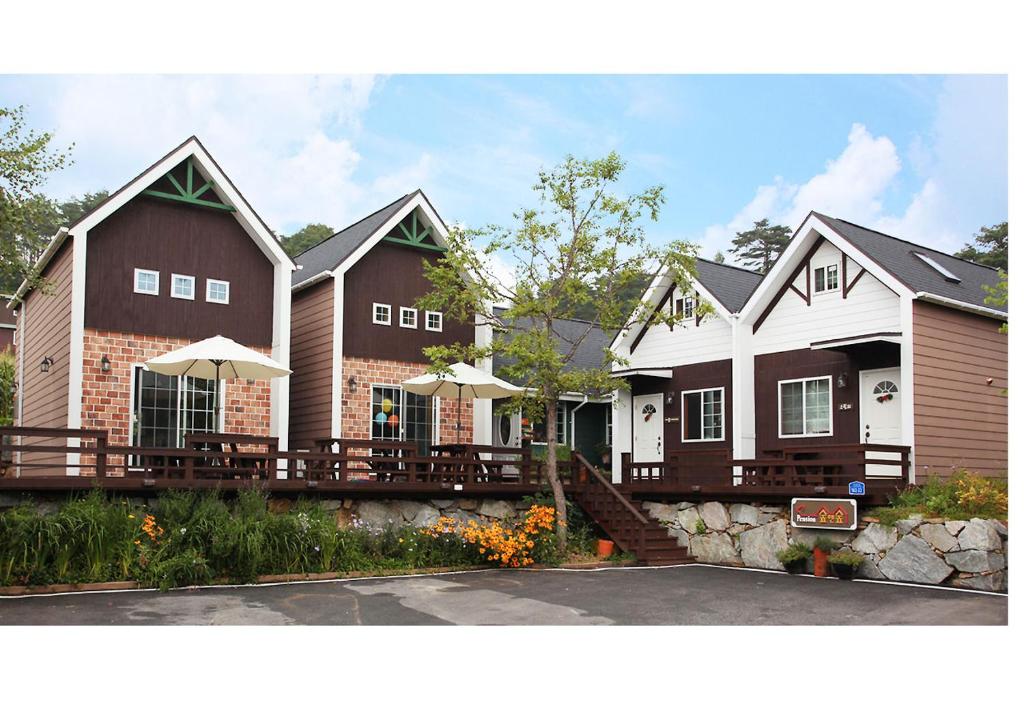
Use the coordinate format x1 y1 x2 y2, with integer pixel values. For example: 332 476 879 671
141 156 235 212
384 211 443 252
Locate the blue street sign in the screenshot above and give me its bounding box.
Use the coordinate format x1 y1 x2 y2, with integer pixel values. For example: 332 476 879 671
848 481 866 496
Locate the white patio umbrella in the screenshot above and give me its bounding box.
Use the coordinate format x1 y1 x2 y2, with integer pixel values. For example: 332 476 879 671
145 335 291 432
401 362 524 442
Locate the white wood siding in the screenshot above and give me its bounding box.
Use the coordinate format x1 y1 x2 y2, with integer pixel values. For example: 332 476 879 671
752 241 900 356
628 289 733 367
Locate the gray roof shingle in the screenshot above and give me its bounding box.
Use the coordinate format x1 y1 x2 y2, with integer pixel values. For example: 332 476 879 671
692 258 763 313
815 213 1005 312
493 312 612 378
292 193 412 286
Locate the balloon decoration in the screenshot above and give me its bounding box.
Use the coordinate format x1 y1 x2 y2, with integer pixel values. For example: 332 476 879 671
382 398 393 413
374 411 388 426
387 413 400 428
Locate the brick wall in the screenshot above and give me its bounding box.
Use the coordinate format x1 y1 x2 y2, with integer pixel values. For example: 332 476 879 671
82 328 272 445
341 355 470 445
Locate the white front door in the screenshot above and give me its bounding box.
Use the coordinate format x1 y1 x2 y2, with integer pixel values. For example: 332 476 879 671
860 368 903 477
632 393 664 464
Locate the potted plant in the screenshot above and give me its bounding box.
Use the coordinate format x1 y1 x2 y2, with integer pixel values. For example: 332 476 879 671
828 549 865 580
776 542 812 574
594 442 612 468
812 536 839 577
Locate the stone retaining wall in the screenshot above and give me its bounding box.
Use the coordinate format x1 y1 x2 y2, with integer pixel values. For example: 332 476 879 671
641 500 1008 592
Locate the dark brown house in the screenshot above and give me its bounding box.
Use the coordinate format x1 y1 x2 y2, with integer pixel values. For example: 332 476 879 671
288 191 477 452
7 137 295 463
610 212 1007 484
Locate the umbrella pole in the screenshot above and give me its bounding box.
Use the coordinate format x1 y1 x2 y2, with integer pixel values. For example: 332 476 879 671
456 385 462 443
214 361 222 433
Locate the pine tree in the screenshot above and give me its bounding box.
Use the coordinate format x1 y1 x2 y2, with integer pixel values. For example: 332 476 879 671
730 218 792 273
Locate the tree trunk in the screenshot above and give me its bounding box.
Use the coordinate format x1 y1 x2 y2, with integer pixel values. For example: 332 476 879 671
545 399 568 553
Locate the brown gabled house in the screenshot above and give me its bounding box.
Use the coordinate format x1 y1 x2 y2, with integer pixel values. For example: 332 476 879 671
288 191 477 453
7 137 295 467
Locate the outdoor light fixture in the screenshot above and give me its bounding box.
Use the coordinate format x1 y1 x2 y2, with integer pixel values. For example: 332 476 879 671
836 372 848 389
100 355 112 373
39 356 54 373
348 375 357 393
665 391 674 406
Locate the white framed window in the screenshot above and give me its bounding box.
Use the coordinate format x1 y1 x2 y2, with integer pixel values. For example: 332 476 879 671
206 279 230 304
779 376 833 438
674 294 695 320
605 403 613 445
134 269 159 296
425 311 443 332
813 264 839 294
170 274 195 300
531 401 569 445
681 387 725 442
372 303 391 325
399 306 418 328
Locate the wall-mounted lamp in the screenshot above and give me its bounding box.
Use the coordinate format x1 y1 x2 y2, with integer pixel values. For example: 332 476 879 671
665 391 674 406
100 355 112 374
39 356 55 374
836 372 848 389
348 375 358 393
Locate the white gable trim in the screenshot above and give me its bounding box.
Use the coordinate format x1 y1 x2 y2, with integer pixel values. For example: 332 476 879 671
332 191 449 278
609 266 734 356
739 214 913 325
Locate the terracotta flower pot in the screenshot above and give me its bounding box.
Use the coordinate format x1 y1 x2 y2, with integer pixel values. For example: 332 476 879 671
595 539 615 559
813 547 829 577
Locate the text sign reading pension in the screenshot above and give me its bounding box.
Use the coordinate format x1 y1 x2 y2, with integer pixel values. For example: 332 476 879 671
790 499 858 531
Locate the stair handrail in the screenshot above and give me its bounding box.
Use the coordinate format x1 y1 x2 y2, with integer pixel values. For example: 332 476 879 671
573 453 649 526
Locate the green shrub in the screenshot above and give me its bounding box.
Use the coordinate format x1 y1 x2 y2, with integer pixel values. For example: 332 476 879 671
776 542 811 564
812 536 839 552
147 548 212 591
878 470 1008 524
828 549 865 568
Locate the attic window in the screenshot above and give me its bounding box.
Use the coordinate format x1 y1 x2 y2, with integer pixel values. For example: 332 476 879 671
912 252 961 284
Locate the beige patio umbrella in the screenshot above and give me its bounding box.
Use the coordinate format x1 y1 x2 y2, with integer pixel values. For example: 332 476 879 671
145 335 291 432
401 362 524 442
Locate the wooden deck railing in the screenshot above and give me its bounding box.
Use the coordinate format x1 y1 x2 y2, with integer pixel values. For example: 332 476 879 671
0 426 574 492
621 443 911 503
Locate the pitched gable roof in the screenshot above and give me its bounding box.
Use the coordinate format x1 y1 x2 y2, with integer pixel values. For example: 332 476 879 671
692 258 764 313
813 213 1005 312
492 310 611 380
291 193 414 286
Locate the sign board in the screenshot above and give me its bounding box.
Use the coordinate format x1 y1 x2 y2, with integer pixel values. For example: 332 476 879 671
790 498 858 530
848 481 866 496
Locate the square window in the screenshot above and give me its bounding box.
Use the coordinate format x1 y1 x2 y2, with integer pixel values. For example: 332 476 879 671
682 387 724 441
134 269 159 295
814 264 839 294
373 303 391 325
425 311 443 332
400 306 418 328
170 274 195 300
779 376 832 437
206 279 230 304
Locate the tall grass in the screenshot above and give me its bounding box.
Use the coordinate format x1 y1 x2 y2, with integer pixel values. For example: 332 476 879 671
0 489 486 589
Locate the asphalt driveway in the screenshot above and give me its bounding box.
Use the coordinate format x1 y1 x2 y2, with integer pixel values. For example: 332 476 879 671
0 565 1007 625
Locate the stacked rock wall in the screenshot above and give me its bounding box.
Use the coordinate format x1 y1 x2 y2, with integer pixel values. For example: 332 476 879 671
641 500 1007 592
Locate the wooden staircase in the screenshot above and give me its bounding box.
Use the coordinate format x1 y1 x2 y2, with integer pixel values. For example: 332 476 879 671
570 453 692 566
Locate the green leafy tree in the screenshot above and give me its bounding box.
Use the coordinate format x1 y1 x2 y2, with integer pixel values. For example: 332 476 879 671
417 152 702 551
956 222 1007 270
712 250 726 264
0 350 13 425
730 217 792 273
281 222 335 257
984 270 1008 335
58 190 110 227
0 106 73 295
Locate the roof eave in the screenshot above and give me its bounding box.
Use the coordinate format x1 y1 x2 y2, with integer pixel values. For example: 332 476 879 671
915 292 1007 321
7 226 70 307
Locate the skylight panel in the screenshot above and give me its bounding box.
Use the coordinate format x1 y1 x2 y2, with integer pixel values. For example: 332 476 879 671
912 252 961 284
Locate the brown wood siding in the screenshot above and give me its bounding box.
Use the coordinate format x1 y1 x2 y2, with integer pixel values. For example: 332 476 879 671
288 279 335 448
342 242 475 364
753 343 901 456
912 301 1007 480
628 359 733 454
84 195 274 346
18 241 74 473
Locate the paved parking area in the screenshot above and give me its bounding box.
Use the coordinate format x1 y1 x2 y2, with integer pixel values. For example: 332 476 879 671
0 565 1007 625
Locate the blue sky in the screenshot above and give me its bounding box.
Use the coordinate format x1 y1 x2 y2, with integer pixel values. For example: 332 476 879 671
0 74 1007 259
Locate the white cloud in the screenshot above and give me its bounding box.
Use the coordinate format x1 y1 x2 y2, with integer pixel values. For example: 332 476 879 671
697 76 1006 259
38 74 441 232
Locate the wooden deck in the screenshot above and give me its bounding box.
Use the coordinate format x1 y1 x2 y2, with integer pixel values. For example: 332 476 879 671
1 426 909 506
